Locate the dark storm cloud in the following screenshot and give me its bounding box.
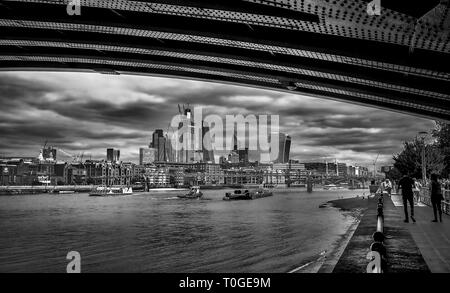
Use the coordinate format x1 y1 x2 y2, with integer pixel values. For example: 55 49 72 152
349 144 398 153
0 74 56 98
304 115 373 129
27 98 168 130
0 120 144 141
0 123 66 140
0 71 435 164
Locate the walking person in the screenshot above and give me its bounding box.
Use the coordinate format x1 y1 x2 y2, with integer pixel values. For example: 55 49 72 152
430 174 443 223
398 174 416 223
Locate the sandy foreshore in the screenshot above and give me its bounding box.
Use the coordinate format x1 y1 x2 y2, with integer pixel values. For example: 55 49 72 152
309 196 371 273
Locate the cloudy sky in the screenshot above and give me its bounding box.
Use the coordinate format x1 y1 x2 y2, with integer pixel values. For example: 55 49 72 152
0 71 435 167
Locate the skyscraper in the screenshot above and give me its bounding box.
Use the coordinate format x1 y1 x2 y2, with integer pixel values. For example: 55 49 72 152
106 148 120 162
233 129 238 152
230 126 246 163
157 136 166 162
152 129 166 162
171 105 215 163
202 121 214 162
151 129 164 148
274 133 291 163
107 148 113 161
284 135 291 163
164 133 175 163
238 148 249 164
176 105 197 163
184 107 196 163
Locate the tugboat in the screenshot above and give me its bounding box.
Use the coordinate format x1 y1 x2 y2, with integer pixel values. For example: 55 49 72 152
223 186 273 201
89 186 133 196
177 186 203 199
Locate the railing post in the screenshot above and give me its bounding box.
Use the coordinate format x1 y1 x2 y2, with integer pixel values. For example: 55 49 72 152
368 192 386 273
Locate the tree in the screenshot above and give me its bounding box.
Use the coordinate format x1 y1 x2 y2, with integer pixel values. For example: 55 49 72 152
432 121 450 148
393 137 445 179
393 138 421 178
425 145 446 176
432 121 450 178
386 167 402 182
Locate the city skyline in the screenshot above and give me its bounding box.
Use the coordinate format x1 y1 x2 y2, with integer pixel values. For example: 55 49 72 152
0 71 435 167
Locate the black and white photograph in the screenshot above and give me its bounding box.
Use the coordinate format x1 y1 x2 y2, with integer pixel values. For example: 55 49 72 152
0 0 449 283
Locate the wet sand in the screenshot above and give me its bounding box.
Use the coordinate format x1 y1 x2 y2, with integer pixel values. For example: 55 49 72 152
313 197 371 273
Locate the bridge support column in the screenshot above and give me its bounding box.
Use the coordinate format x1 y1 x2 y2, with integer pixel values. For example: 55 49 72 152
307 179 313 193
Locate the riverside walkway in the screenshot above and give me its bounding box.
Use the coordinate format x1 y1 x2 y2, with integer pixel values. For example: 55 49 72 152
333 192 450 273
391 194 450 273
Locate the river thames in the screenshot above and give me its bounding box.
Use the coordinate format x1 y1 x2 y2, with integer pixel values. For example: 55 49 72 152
0 188 365 273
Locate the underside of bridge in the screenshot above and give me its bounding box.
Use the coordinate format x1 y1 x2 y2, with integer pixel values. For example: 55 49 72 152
0 0 449 121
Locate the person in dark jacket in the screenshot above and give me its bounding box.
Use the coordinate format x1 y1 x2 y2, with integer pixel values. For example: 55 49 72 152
430 174 443 223
398 174 416 223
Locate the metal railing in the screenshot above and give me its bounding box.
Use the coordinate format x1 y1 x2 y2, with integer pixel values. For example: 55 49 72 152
367 192 386 273
418 187 450 215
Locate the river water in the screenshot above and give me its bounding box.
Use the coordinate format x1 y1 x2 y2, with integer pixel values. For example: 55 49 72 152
0 188 364 273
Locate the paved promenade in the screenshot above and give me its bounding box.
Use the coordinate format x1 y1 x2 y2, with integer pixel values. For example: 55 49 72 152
333 195 429 273
391 194 450 273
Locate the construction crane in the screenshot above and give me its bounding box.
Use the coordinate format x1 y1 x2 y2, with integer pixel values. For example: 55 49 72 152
57 148 84 163
57 148 73 158
373 154 380 178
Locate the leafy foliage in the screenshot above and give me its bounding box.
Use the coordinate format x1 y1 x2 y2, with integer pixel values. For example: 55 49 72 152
386 167 402 181
432 121 450 148
432 121 450 177
393 137 445 179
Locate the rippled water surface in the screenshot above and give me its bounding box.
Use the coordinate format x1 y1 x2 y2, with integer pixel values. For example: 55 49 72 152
0 188 363 272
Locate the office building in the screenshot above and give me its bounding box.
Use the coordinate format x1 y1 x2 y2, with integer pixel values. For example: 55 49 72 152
274 133 291 163
139 148 157 165
238 148 249 164
151 129 166 162
202 121 214 163
106 148 120 162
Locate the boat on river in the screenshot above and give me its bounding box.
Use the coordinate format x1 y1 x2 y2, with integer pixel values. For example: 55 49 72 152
89 186 133 196
223 187 273 201
177 186 203 199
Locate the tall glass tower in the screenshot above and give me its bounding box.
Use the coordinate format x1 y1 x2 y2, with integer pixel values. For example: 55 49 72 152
275 133 291 163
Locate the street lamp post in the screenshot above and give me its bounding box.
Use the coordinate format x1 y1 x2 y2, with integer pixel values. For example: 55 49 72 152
418 131 428 182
